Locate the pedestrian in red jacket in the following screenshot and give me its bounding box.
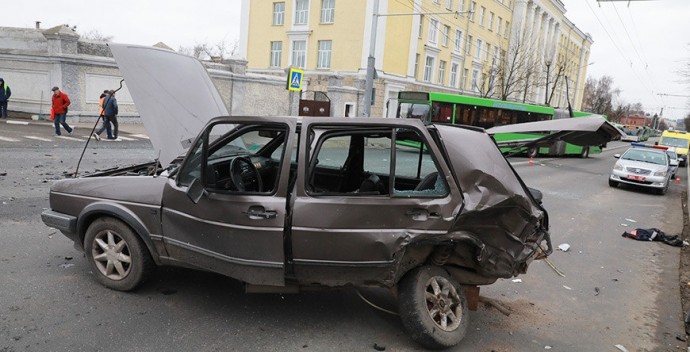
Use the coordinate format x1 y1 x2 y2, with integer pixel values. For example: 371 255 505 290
51 86 73 136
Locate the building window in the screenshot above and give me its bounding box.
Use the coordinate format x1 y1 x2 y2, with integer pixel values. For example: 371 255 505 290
414 53 420 78
438 60 446 85
485 43 490 61
433 0 440 4
273 2 285 25
471 69 479 91
504 21 510 38
292 40 306 68
475 38 482 59
493 46 500 63
418 15 424 39
428 18 438 44
469 2 476 21
459 0 465 13
424 56 434 82
295 0 309 25
488 12 494 31
462 68 468 90
479 6 485 26
497 16 503 34
454 29 463 52
317 40 332 68
321 0 335 23
450 62 458 88
446 0 452 9
270 41 282 67
442 25 450 47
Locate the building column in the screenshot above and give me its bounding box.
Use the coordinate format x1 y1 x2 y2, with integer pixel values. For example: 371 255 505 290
528 7 544 102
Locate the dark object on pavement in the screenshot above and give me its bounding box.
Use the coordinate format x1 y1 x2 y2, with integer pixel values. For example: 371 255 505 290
373 343 386 351
622 228 683 247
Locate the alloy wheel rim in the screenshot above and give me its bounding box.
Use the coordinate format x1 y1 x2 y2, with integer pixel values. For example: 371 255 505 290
424 276 463 331
92 230 132 280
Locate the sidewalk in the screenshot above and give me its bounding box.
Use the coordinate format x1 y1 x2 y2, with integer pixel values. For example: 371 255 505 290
2 116 148 136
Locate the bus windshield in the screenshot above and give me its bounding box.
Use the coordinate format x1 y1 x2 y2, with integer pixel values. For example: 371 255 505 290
660 137 690 148
398 103 430 121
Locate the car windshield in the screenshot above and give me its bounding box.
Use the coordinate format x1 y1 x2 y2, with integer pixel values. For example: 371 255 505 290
621 149 667 165
660 136 689 148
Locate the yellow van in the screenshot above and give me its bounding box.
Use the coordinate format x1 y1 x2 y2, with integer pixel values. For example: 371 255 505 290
658 130 690 166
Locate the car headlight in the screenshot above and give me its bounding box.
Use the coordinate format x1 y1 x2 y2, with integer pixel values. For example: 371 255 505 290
613 163 623 171
653 170 667 177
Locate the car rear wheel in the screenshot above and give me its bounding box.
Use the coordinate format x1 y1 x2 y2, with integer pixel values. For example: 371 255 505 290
580 146 590 158
84 217 154 291
608 179 618 188
398 266 469 350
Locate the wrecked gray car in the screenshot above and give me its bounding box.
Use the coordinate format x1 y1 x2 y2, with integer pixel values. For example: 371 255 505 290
41 45 551 350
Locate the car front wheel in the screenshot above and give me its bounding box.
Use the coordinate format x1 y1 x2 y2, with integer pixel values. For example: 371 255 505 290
398 265 469 350
84 217 154 291
608 179 618 188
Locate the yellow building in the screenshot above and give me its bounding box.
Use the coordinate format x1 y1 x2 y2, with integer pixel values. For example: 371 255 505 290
240 0 592 117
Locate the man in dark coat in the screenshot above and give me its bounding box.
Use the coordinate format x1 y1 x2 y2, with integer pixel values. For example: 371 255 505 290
0 78 11 118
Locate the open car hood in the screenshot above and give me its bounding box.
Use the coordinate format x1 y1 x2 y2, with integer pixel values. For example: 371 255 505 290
109 43 229 168
486 116 623 149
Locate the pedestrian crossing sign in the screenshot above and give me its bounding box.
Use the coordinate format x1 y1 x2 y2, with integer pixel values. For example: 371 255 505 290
287 67 304 92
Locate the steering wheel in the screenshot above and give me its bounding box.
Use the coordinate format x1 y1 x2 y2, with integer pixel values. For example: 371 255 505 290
229 157 263 192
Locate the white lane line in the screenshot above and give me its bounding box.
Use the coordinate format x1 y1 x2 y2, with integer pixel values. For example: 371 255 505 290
25 136 52 142
0 136 20 142
56 136 83 141
117 136 136 141
130 134 149 139
6 120 29 125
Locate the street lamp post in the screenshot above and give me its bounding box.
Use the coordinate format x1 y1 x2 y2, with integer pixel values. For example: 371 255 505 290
545 59 552 106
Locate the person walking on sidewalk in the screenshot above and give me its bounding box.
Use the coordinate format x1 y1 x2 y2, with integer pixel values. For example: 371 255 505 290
101 90 119 141
0 78 11 119
51 86 73 136
93 90 112 141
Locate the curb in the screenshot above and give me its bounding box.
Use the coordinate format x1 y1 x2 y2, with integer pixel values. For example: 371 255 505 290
2 117 147 136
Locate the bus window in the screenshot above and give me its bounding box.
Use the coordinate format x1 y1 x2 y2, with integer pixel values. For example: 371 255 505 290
454 104 472 125
398 103 431 122
431 102 453 123
475 107 495 129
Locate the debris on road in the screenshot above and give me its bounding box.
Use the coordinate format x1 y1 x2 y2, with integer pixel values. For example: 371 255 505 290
625 218 637 223
512 279 522 283
557 243 570 252
563 285 572 290
543 257 566 277
479 296 511 316
58 263 74 268
622 228 684 247
614 344 629 352
373 343 386 351
594 287 600 296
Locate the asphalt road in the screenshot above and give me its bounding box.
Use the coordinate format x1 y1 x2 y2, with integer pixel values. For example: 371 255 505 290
0 121 685 351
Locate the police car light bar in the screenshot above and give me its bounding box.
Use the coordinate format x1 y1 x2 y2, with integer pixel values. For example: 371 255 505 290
630 142 668 150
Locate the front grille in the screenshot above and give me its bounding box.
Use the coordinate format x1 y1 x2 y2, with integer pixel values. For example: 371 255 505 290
622 177 653 185
625 167 651 175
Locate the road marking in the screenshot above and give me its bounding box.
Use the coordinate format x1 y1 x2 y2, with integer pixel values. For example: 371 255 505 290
56 136 83 141
26 136 52 142
0 136 20 142
117 136 136 141
130 134 149 139
6 120 29 125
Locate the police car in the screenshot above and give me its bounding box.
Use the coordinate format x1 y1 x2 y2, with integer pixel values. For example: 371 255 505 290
609 143 673 195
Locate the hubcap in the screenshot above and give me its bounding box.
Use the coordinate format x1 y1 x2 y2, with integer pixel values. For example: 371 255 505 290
424 276 463 331
92 230 132 280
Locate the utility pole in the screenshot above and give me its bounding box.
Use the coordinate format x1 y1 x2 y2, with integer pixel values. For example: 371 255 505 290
361 2 467 117
362 0 379 117
544 60 552 105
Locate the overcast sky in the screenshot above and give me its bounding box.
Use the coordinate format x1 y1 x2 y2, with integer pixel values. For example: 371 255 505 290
4 0 689 120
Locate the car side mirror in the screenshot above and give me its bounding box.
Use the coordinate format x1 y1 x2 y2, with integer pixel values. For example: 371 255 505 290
614 154 621 159
186 178 207 204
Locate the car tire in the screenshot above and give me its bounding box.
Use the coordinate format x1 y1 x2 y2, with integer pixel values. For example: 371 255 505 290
84 217 154 291
580 146 590 159
398 265 469 350
608 179 618 188
657 183 668 195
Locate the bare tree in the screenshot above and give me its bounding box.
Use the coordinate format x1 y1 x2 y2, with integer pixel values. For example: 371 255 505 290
178 39 239 61
581 75 620 116
80 29 114 42
491 29 537 101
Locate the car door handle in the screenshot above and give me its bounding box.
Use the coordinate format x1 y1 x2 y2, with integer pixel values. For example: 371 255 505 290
243 206 277 220
406 208 441 221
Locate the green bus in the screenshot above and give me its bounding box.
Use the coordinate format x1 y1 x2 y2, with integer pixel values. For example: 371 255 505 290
396 91 604 158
